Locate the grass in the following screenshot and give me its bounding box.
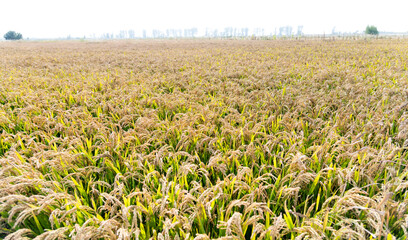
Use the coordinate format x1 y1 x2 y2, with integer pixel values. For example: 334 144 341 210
1 39 408 239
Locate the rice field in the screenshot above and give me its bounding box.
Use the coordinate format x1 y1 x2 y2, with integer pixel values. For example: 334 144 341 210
1 39 408 239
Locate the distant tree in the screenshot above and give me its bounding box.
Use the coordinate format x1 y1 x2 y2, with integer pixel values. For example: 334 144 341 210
4 31 23 40
365 25 379 35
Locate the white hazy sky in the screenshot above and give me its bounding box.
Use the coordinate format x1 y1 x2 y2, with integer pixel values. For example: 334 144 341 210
1 0 408 38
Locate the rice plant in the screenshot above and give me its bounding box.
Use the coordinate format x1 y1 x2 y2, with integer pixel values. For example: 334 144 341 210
1 39 408 239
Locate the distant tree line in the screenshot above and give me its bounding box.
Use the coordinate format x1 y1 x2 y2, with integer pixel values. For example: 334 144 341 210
2 25 381 41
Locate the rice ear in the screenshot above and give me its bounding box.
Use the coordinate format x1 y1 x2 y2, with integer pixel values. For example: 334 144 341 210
4 228 34 240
